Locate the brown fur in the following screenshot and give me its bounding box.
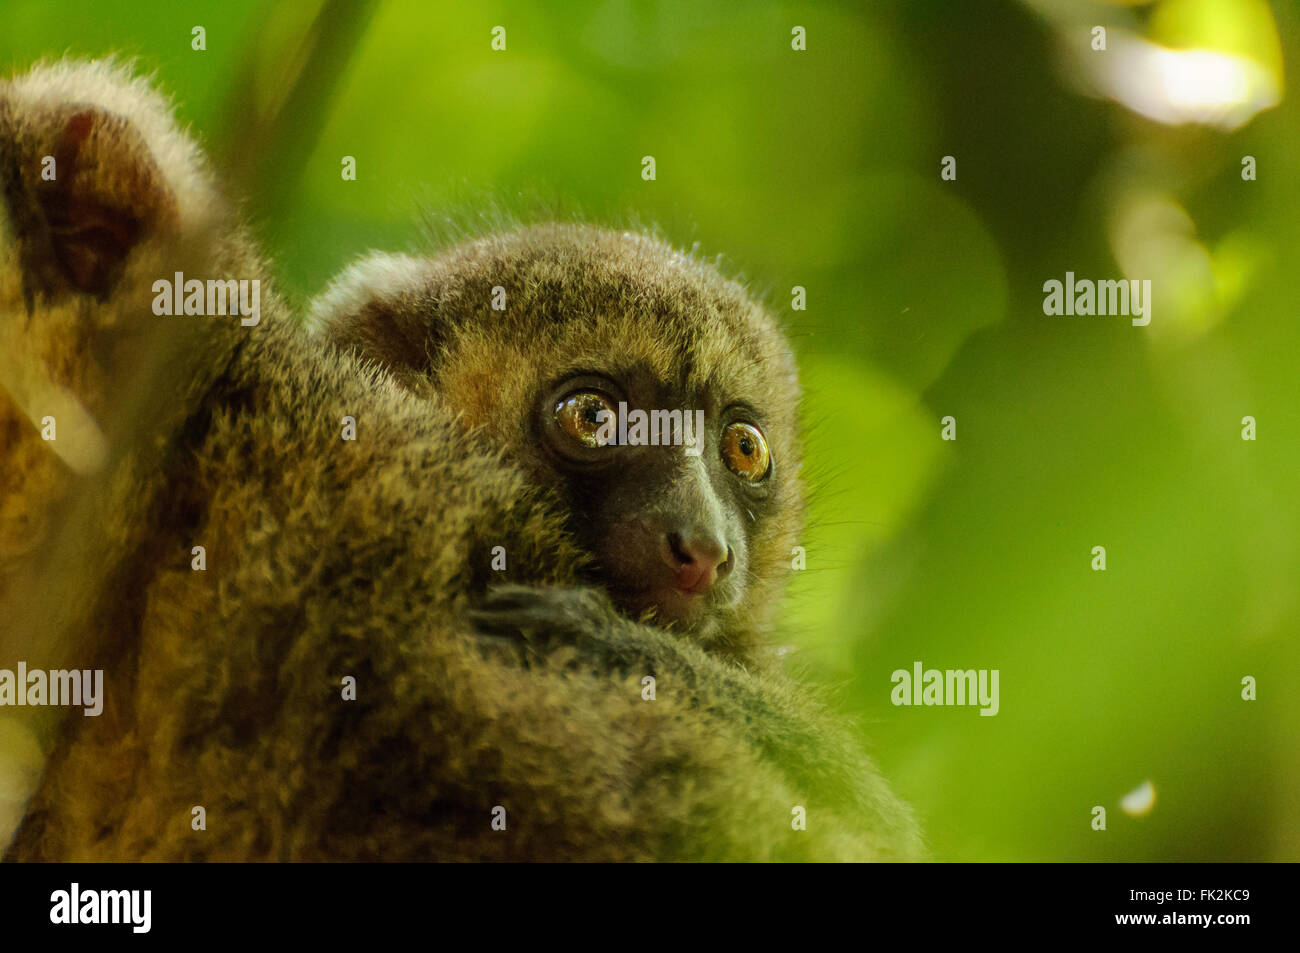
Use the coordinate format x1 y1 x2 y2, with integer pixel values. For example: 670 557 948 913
0 59 921 861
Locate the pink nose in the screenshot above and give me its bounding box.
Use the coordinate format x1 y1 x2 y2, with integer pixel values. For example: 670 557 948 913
665 531 732 593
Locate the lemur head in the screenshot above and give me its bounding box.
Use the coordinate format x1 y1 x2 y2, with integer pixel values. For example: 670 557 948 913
0 59 246 474
313 224 804 657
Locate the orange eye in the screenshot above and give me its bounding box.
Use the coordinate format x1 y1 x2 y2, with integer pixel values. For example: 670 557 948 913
555 392 616 448
721 422 771 482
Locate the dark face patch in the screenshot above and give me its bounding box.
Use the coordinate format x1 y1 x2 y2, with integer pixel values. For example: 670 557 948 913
532 362 779 639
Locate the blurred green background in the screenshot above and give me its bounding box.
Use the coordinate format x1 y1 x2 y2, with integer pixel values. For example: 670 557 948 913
4 0 1295 861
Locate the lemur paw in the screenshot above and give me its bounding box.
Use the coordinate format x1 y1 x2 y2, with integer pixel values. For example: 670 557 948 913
468 584 627 667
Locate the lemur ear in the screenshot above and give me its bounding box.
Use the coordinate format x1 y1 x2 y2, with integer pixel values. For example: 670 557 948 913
309 252 442 387
19 106 174 298
1 60 215 305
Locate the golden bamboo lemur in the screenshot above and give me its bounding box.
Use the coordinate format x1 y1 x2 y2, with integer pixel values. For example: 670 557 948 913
0 59 921 861
311 224 802 665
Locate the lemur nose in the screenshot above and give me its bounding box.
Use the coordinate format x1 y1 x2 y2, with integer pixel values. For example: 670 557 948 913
665 530 733 592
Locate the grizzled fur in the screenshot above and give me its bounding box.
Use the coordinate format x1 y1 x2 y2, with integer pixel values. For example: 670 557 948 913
0 59 921 861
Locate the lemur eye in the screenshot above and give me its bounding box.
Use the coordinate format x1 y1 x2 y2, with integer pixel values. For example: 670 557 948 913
721 422 771 482
555 391 616 448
